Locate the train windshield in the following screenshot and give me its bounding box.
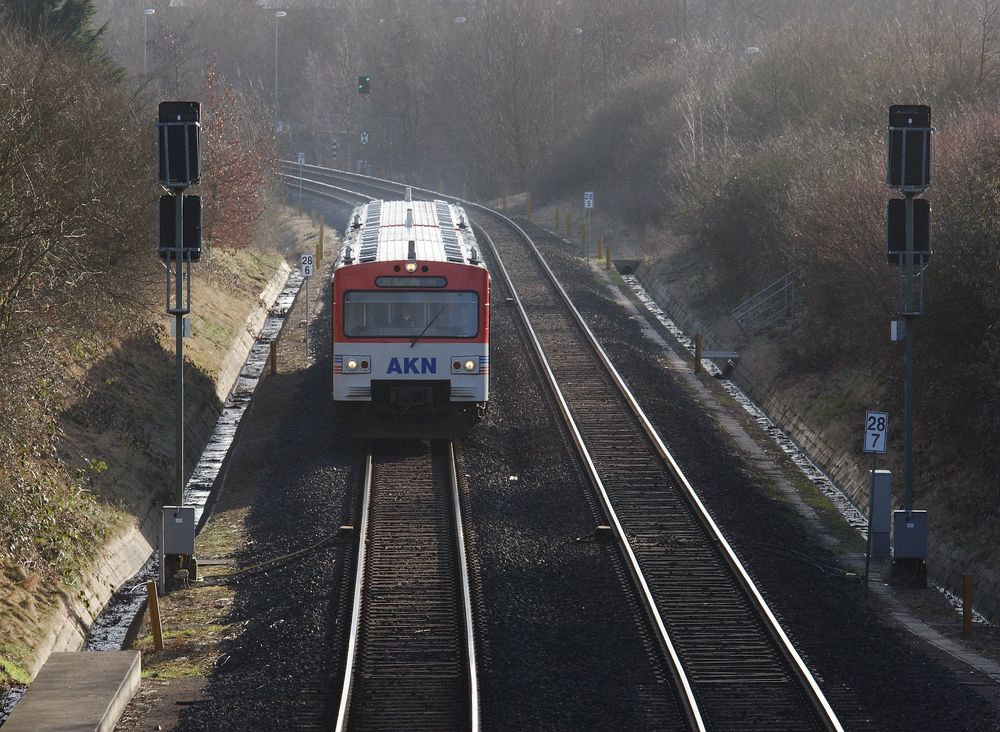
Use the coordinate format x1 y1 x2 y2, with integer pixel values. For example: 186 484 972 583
343 291 478 338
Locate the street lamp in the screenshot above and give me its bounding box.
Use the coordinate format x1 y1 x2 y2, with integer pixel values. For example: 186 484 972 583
573 27 584 106
274 10 287 113
143 8 155 75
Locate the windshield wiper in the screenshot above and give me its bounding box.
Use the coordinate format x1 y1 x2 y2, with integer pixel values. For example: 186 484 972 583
410 307 446 348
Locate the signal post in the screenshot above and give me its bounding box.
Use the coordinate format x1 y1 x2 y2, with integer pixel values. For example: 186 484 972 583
358 74 371 175
157 101 203 594
885 104 932 587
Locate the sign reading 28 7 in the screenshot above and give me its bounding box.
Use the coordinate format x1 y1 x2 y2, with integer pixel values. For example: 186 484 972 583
863 411 888 454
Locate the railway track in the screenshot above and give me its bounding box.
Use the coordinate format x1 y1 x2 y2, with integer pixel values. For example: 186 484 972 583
336 440 478 732
476 221 839 731
283 162 843 731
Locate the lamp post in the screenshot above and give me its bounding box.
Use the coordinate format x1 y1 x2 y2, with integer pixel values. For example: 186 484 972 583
274 10 287 113
143 8 155 75
573 27 584 108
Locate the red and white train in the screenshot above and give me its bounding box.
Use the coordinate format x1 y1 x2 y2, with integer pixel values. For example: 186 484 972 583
331 195 490 436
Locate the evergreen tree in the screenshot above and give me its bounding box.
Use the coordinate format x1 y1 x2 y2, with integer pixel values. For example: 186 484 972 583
4 0 120 77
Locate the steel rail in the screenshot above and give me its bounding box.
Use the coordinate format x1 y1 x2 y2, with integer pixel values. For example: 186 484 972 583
335 447 372 732
276 171 369 208
449 441 480 732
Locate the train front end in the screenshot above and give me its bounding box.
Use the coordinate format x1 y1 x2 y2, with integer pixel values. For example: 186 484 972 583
332 199 489 437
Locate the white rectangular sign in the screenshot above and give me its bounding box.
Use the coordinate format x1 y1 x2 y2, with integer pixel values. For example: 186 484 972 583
584 191 594 209
863 411 889 453
296 152 305 165
300 253 314 278
169 317 191 338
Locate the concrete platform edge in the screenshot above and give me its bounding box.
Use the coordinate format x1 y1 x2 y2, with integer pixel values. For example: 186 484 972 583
3 651 141 732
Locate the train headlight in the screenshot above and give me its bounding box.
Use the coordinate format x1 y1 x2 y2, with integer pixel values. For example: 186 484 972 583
343 356 371 373
405 261 418 273
452 357 480 374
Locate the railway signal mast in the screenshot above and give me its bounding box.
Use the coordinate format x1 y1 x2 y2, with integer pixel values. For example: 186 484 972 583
157 101 202 594
584 191 594 256
885 104 932 586
358 74 371 175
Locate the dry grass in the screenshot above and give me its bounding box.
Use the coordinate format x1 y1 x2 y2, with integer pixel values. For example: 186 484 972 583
0 208 310 695
132 504 251 682
181 247 286 380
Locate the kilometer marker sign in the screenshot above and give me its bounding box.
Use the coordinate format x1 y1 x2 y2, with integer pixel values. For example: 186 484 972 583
863 411 889 453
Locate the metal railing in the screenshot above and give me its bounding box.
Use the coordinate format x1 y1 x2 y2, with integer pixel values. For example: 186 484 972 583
730 271 798 337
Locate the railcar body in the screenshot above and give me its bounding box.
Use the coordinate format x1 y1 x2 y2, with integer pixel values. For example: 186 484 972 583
331 197 489 436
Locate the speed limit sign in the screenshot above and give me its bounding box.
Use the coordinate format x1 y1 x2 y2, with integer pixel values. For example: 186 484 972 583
300 253 314 278
863 411 889 453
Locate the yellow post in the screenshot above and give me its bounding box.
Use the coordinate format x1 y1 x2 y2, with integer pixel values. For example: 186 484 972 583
317 216 324 262
146 581 164 651
555 208 560 229
565 210 572 238
694 333 703 373
597 236 604 261
963 574 973 637
270 341 277 376
527 195 533 221
605 244 611 270
310 209 316 227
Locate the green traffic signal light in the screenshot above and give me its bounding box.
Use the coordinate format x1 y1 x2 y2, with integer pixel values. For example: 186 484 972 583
358 75 371 94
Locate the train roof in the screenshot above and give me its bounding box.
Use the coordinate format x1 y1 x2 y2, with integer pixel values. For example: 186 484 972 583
339 199 483 268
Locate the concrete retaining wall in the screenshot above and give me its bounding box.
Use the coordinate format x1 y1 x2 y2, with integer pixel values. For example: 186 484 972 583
214 262 290 404
758 389 1000 621
27 260 292 676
